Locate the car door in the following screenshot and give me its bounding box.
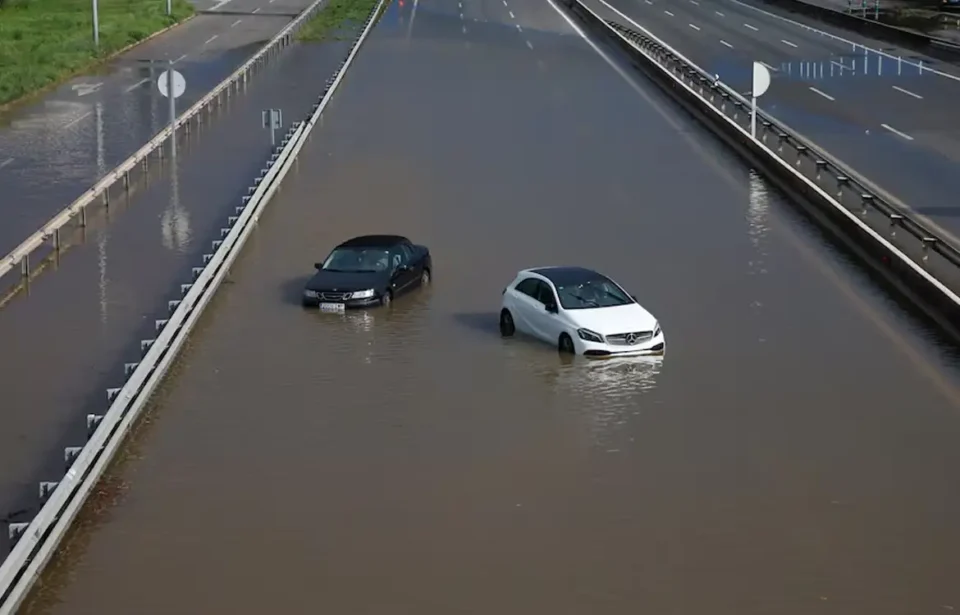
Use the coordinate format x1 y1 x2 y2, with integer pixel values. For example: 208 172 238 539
389 248 418 295
400 243 423 286
534 280 565 344
510 277 543 336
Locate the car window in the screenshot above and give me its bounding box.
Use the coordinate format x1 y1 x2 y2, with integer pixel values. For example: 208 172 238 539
555 276 633 310
536 281 558 306
323 247 391 272
399 243 415 263
514 278 541 300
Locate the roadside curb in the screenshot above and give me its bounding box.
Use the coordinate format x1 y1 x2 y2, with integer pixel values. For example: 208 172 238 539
0 13 197 114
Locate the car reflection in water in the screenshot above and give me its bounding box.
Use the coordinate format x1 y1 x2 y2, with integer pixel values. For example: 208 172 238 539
502 340 665 446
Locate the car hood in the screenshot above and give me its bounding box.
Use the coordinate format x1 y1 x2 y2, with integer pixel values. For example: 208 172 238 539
566 303 658 335
305 269 388 292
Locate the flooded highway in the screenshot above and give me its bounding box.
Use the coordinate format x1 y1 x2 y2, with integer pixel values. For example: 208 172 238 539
20 0 960 613
0 42 347 539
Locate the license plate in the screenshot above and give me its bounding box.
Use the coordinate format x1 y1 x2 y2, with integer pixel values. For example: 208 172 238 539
319 302 345 313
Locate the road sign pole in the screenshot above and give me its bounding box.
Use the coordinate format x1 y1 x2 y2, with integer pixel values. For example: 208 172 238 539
167 0 172 15
750 61 771 140
168 61 176 158
92 0 100 48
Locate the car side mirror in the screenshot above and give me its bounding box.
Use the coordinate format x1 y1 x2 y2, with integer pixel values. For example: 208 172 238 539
314 263 322 270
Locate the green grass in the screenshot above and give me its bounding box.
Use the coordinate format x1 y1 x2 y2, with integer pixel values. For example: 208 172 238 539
0 0 194 106
297 0 379 42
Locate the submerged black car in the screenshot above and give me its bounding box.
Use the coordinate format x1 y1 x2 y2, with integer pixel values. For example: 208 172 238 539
302 235 432 310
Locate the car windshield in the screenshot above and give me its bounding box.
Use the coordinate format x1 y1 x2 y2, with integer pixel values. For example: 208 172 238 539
321 247 392 273
555 277 633 310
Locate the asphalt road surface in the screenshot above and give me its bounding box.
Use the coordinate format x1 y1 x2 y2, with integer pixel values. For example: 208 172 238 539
0 39 348 551
17 0 960 614
597 0 960 245
0 0 320 257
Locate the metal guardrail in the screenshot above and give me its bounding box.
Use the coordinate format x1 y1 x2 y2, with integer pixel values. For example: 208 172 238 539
565 0 960 317
759 0 960 59
0 0 331 288
0 0 389 610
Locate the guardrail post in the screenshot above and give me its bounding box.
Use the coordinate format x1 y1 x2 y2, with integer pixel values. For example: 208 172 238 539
860 194 874 216
8 523 28 544
921 237 937 261
52 228 61 251
888 213 904 237
814 160 827 181
39 481 59 501
20 255 28 278
777 133 787 153
836 176 849 199
794 145 807 166
86 413 103 437
78 205 87 227
123 172 130 190
64 446 82 469
760 120 771 142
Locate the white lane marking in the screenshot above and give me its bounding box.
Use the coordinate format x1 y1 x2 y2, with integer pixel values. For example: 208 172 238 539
721 0 960 85
892 85 923 99
744 22 758 30
808 86 834 101
460 11 463 17
688 23 700 30
252 7 260 12
463 24 467 32
644 0 652 4
502 0 507 5
527 40 534 49
509 10 515 17
204 34 219 45
208 0 236 10
664 9 674 16
780 38 797 47
123 77 150 93
0 158 13 170
64 111 92 130
230 18 242 26
881 123 914 140
516 23 522 31
720 39 733 48
689 0 699 4
715 10 724 16
173 53 188 63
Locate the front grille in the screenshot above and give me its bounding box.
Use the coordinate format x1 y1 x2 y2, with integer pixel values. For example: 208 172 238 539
319 291 351 301
606 330 653 346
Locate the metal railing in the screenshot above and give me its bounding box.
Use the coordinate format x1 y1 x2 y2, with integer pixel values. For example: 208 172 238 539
0 0 389 611
567 0 960 310
0 0 331 291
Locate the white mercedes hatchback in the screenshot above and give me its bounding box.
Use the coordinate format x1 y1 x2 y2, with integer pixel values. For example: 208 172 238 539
499 266 664 357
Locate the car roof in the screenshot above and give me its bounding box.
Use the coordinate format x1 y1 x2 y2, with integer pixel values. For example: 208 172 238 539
524 266 606 286
337 234 410 248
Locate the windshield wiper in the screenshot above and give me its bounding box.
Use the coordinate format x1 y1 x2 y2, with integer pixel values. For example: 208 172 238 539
601 290 629 304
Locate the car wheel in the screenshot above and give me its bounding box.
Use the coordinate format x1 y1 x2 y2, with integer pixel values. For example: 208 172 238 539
558 333 576 355
420 268 431 286
380 290 392 307
499 309 515 337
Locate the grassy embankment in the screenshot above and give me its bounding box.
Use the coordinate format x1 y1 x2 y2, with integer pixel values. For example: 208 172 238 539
0 0 194 107
297 0 380 41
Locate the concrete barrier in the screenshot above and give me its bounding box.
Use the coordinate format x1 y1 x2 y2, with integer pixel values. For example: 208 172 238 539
563 0 960 341
0 0 390 611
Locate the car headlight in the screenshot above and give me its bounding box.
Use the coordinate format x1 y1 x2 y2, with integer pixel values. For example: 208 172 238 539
653 322 661 337
351 289 376 299
577 328 604 343
303 290 318 298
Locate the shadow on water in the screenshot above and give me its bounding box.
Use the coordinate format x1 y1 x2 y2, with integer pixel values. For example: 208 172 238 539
280 275 311 307
452 311 501 337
